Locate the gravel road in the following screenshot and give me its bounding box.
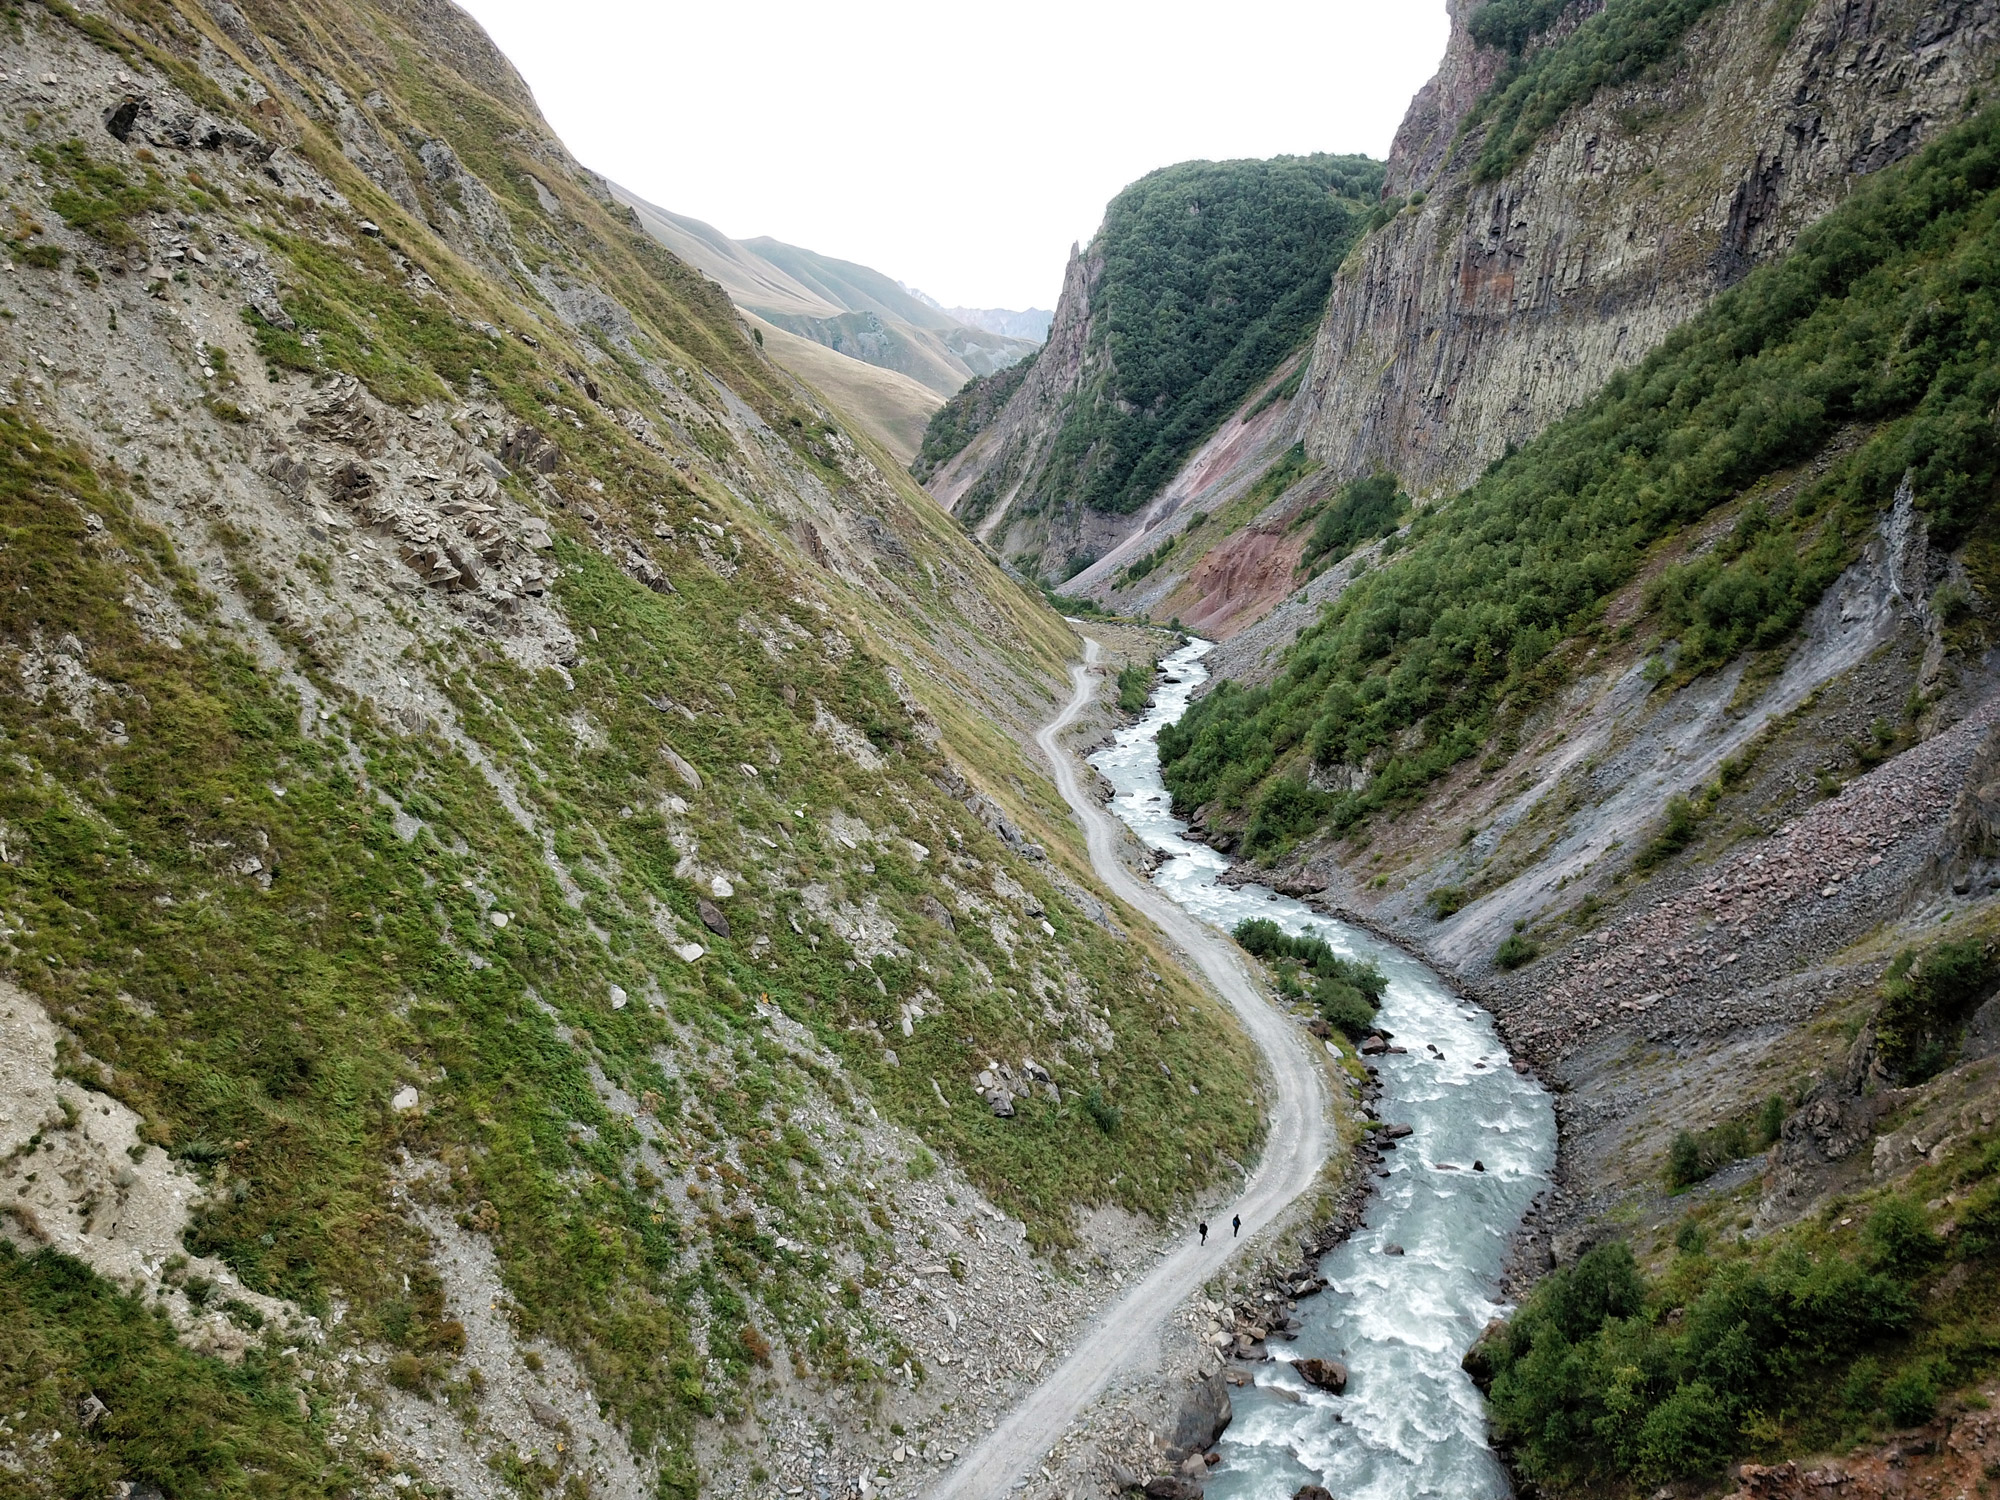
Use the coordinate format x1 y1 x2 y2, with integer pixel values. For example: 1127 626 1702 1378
927 637 1333 1500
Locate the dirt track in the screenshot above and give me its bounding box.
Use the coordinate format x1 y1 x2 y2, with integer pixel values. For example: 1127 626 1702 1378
927 637 1333 1500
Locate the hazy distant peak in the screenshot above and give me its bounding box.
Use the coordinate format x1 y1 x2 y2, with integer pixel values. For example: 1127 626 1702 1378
946 307 1054 342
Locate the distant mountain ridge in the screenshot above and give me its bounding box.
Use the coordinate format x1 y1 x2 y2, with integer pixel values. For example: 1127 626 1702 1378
901 287 1054 343
612 188 1040 460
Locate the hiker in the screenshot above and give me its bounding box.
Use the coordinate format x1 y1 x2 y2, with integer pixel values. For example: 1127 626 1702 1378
1232 1214 1241 1238
1199 1221 1208 1245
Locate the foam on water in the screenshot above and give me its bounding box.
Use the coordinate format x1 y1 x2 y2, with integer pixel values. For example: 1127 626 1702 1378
1089 639 1557 1500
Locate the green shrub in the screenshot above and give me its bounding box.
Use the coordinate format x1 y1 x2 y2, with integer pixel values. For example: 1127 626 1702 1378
1875 938 1998 1080
1427 885 1467 919
1082 1088 1121 1135
1486 1237 1921 1487
1300 473 1409 568
1757 1094 1788 1147
1116 660 1156 714
1882 1365 1939 1427
1117 536 1176 587
1234 918 1387 1037
1496 933 1539 969
1865 1197 1943 1276
1666 1118 1754 1188
1243 777 1337 855
1464 0 1734 183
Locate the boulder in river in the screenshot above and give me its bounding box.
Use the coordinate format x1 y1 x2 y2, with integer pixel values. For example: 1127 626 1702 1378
1462 1318 1508 1392
1167 1373 1233 1458
1295 1487 1335 1500
1381 1123 1414 1139
1295 1358 1348 1394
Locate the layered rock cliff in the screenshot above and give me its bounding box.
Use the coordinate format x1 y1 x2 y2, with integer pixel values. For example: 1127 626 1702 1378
1296 0 2000 499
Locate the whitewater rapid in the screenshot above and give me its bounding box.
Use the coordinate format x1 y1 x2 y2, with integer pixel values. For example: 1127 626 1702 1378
1089 638 1556 1500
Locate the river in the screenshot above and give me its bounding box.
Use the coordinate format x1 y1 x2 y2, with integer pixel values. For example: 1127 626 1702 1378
1088 638 1557 1500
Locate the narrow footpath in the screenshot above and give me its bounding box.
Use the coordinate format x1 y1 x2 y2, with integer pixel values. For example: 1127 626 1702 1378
928 637 1334 1500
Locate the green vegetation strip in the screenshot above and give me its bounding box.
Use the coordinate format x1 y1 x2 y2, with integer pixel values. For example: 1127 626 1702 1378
1163 108 2000 855
1463 0 1734 183
1232 918 1385 1038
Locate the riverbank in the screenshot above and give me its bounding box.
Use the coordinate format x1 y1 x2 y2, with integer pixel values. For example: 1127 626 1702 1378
1029 639 1555 1500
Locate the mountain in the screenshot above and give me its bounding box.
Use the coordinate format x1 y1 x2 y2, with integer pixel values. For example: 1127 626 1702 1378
943 306 1054 342
1140 1 2000 1489
615 191 1039 461
916 153 1384 581
0 2 1258 1495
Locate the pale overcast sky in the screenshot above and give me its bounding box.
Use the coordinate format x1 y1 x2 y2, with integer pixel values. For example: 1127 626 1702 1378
453 0 1451 312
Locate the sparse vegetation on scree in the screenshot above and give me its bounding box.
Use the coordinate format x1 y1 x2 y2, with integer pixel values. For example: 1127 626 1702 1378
1163 107 2000 855
0 0 1267 1489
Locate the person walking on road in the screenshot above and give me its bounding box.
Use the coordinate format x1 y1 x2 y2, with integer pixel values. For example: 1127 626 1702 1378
1199 1221 1208 1246
1232 1214 1241 1238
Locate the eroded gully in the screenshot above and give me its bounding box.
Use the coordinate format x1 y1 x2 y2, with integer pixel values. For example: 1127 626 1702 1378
931 637 1554 1500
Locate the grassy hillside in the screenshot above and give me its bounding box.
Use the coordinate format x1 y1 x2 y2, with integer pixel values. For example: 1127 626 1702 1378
0 0 1261 1492
745 313 943 463
1034 154 1383 519
1162 105 2000 853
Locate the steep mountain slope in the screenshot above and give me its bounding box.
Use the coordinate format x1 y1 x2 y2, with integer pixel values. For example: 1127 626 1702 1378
1294 0 1998 501
0 2 1268 1496
1068 0 1997 650
1153 66 2000 1498
918 154 1383 581
616 191 1038 398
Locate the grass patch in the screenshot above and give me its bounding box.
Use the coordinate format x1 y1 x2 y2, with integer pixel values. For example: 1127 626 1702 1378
0 1245 354 1497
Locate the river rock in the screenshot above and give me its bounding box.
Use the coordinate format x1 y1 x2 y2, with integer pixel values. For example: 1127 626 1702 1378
1381 1123 1414 1139
1295 1358 1348 1394
1295 1487 1334 1500
1462 1318 1507 1392
1168 1373 1233 1457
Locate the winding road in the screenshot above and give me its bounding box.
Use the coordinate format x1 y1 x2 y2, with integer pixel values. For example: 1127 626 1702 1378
928 637 1333 1500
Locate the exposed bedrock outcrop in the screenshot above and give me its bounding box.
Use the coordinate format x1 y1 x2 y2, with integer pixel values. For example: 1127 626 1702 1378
1295 0 2000 500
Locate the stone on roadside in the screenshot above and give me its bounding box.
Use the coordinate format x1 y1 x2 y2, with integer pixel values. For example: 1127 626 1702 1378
1167 1372 1232 1458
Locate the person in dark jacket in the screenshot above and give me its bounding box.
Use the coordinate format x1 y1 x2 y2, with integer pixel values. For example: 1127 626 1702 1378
1232 1214 1241 1238
1199 1221 1208 1245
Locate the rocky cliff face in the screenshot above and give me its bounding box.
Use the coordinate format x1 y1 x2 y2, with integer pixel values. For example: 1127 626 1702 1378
1295 0 2000 500
923 242 1105 550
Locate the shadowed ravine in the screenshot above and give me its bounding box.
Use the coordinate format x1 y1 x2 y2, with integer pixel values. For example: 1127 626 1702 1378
935 638 1556 1499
